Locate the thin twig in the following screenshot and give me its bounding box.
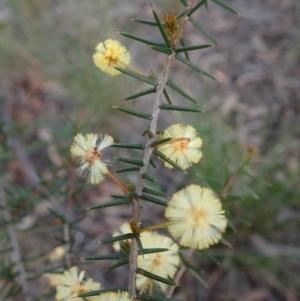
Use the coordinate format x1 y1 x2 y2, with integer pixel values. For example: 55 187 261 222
166 249 194 298
128 52 176 298
0 185 32 301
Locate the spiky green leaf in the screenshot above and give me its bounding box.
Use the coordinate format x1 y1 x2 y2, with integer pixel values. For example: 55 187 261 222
176 44 213 53
138 248 169 255
83 254 127 260
114 67 157 86
187 0 208 16
163 89 172 104
142 173 157 183
140 193 167 206
142 187 167 198
151 6 172 48
150 45 173 55
176 54 220 81
106 259 129 271
88 198 130 210
154 150 187 173
150 137 172 148
101 233 134 244
136 268 176 286
179 38 190 60
78 288 128 298
160 103 205 113
138 294 184 301
111 143 145 150
125 87 156 101
115 167 140 173
166 79 197 104
112 106 153 120
211 0 240 15
114 157 144 166
189 17 218 44
119 31 165 47
131 18 158 26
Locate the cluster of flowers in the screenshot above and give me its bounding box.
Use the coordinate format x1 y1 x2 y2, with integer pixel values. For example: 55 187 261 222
54 39 227 300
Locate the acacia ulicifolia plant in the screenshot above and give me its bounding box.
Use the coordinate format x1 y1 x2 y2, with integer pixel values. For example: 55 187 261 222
57 1 241 301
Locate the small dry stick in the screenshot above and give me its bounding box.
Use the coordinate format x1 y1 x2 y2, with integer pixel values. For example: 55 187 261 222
0 185 32 301
166 249 194 298
128 52 176 298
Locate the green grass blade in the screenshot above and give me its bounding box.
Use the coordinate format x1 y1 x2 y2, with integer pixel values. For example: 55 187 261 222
176 54 220 81
112 106 153 120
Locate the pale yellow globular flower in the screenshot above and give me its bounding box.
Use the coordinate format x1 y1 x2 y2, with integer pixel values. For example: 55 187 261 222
70 133 113 184
45 273 62 287
87 291 132 301
49 246 66 263
136 231 180 294
156 124 202 170
112 222 132 253
93 39 130 76
55 266 101 301
165 185 227 250
113 223 180 294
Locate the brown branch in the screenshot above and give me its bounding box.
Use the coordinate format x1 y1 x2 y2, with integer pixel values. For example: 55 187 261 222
128 52 176 298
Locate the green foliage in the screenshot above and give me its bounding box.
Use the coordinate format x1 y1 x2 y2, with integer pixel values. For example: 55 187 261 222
0 0 299 300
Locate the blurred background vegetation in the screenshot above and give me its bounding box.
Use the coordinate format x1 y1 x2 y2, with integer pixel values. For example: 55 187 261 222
0 0 299 300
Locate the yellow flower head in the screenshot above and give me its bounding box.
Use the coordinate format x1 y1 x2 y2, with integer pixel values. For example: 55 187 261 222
70 133 113 184
136 231 180 294
88 291 132 301
165 185 227 250
55 266 101 301
156 124 202 170
93 39 130 76
112 222 132 254
113 223 179 294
